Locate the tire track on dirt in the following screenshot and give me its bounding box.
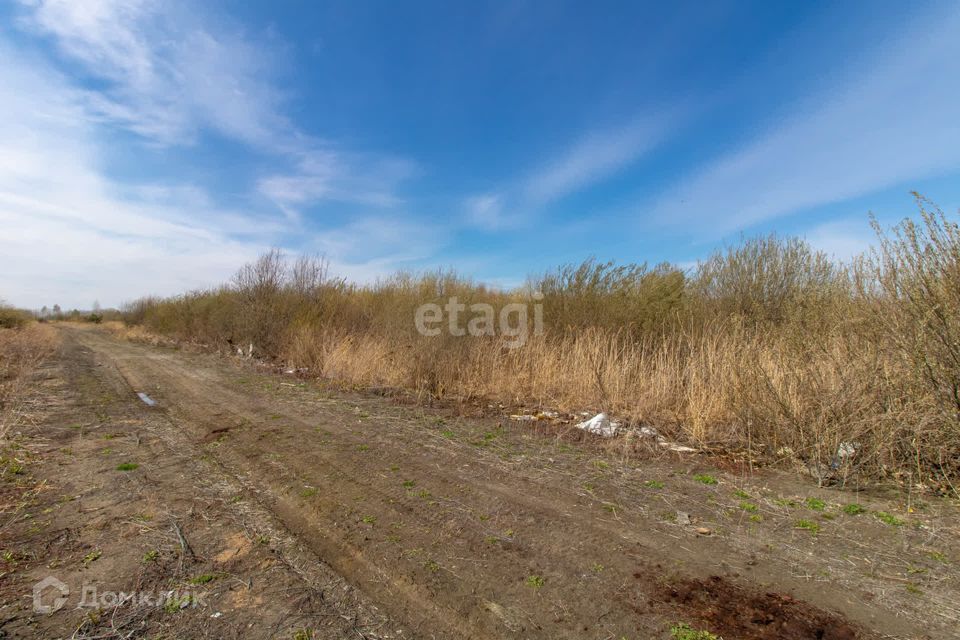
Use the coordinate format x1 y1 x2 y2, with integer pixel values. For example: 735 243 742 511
67 327 927 640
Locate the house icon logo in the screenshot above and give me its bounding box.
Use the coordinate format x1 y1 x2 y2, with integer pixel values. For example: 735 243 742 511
32 576 69 614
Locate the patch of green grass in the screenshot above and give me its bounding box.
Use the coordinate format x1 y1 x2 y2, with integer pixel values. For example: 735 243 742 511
592 563 604 573
693 474 717 485
525 575 544 589
905 583 923 595
842 503 866 515
774 497 798 507
4 460 24 475
592 460 610 471
601 502 618 514
142 549 159 563
188 573 217 585
644 480 665 489
356 444 369 452
116 462 139 471
300 487 318 498
293 630 314 640
795 519 820 534
440 429 455 438
389 465 400 472
416 489 431 499
402 479 416 488
749 514 763 523
874 511 904 526
926 550 949 564
805 497 826 511
733 489 751 499
163 594 195 613
670 622 721 640
424 559 440 572
739 501 758 513
362 515 376 524
82 550 102 567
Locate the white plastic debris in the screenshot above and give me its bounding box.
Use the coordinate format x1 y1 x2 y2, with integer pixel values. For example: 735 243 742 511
136 392 156 406
511 410 561 422
633 423 696 452
837 442 859 459
575 413 621 437
639 426 659 438
659 441 697 453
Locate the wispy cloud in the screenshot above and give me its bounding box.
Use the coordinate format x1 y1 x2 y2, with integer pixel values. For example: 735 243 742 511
18 0 285 147
804 218 874 263
0 40 272 308
463 113 678 230
257 151 418 220
651 4 960 234
16 0 416 214
463 193 507 230
523 114 675 206
310 215 454 283
2 0 440 309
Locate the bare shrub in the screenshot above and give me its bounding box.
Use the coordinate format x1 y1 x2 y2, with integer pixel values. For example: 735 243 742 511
120 199 960 486
0 322 59 438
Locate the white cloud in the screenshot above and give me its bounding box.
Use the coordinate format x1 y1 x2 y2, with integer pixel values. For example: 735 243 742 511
523 114 674 205
464 193 507 230
258 151 418 220
16 0 416 213
652 4 960 233
18 0 285 147
460 113 678 230
804 218 874 263
2 1 439 309
0 42 274 309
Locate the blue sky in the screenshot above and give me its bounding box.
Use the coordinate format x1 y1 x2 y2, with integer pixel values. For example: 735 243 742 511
2 0 960 309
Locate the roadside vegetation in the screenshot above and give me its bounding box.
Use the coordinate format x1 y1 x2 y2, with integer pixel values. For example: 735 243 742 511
0 304 59 440
118 196 960 488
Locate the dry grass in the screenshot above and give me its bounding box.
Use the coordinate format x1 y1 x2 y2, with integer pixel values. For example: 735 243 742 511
121 198 960 488
0 321 59 439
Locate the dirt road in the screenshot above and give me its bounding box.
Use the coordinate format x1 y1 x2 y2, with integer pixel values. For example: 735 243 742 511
2 325 958 639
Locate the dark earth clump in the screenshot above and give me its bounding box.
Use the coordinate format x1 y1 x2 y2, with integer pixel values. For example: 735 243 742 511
655 574 863 640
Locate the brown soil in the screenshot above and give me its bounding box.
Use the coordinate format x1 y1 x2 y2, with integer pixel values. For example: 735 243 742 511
654 574 859 640
1 324 958 639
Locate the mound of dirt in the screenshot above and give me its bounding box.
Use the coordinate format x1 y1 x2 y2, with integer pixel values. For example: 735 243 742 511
655 574 862 640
